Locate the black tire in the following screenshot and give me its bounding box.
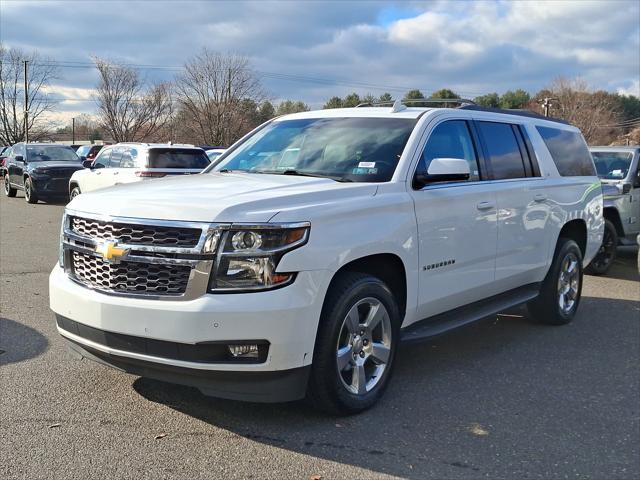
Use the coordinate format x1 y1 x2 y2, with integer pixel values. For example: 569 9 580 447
24 177 38 204
3 173 16 197
585 219 617 275
528 238 583 325
69 186 81 201
306 272 401 415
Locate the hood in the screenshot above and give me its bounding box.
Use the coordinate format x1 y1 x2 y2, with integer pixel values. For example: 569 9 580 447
29 161 84 171
67 172 378 223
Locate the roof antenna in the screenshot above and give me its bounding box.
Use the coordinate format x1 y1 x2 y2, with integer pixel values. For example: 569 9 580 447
391 98 406 113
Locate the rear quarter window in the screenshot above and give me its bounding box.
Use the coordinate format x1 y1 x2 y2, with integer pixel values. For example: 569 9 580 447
536 126 595 176
148 149 210 169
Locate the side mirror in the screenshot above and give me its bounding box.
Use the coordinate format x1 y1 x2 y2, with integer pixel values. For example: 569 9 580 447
414 158 470 187
82 159 94 169
15 155 24 162
80 156 87 162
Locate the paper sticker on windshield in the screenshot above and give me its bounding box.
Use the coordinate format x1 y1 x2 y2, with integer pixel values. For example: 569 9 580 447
358 162 376 168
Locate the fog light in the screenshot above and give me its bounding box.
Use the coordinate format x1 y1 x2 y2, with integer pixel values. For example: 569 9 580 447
228 344 259 358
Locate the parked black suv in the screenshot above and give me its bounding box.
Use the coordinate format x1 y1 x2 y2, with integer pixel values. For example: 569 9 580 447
3 143 84 203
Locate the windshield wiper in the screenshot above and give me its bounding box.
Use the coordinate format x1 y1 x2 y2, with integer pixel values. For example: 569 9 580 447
279 169 352 182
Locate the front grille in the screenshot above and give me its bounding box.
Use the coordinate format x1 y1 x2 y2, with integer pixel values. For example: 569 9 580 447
71 250 191 295
70 216 201 248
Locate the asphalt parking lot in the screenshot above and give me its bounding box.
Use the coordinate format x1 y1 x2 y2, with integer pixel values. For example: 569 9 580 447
1 192 639 480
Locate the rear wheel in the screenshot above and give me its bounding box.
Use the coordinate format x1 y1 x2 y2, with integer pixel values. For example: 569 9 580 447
24 177 38 204
528 238 583 325
586 219 617 275
4 174 16 197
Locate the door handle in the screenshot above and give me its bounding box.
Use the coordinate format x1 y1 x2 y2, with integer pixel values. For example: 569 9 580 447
113 171 119 175
95 171 101 175
533 193 547 202
476 201 495 211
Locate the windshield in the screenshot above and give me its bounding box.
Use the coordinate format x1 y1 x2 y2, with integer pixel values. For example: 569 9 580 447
591 151 634 180
26 145 80 162
210 117 417 182
148 148 210 169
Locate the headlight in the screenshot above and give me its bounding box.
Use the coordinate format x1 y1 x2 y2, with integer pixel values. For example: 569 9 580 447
208 223 309 292
58 213 67 267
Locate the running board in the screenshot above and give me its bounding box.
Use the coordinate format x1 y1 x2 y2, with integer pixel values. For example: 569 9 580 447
401 283 540 343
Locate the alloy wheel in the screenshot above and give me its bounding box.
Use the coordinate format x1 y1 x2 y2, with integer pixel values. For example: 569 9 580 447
336 297 392 395
557 252 580 314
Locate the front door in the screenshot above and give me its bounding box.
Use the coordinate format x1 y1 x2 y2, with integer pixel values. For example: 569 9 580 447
410 119 497 320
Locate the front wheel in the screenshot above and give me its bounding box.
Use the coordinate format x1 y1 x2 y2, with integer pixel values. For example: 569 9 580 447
585 219 617 275
4 174 16 197
24 177 38 204
69 186 81 201
528 238 583 325
306 272 400 415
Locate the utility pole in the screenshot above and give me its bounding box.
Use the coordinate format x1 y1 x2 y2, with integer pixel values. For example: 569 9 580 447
72 117 76 144
23 60 29 143
541 97 559 117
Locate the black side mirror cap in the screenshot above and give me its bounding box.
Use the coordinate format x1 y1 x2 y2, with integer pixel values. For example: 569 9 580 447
15 155 24 162
82 159 93 168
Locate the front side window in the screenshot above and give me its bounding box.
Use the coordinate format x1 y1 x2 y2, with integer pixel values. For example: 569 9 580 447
536 126 595 177
26 145 79 162
211 117 417 182
418 120 480 181
93 147 111 168
591 151 633 180
477 121 526 180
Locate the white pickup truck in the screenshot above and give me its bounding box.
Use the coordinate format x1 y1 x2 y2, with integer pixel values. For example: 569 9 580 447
50 101 603 414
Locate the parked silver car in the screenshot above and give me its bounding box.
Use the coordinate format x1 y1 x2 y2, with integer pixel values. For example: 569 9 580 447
589 146 640 274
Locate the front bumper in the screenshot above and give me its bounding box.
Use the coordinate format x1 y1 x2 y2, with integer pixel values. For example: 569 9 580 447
31 174 74 197
50 265 329 401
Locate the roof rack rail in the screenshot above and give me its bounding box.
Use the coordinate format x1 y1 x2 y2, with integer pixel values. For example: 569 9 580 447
458 105 570 125
355 98 477 108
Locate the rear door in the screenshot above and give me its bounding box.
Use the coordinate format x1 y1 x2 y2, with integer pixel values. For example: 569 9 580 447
410 119 498 320
475 120 549 290
9 143 25 185
110 146 140 185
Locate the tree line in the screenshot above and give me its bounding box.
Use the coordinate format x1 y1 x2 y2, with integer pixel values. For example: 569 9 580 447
1 43 638 147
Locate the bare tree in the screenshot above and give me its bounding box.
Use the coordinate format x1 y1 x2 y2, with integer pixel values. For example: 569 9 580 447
532 77 621 144
0 43 58 144
174 49 266 146
94 58 172 143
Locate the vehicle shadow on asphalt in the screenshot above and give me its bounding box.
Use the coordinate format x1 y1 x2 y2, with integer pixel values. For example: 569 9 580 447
132 291 639 478
590 246 639 282
0 317 49 366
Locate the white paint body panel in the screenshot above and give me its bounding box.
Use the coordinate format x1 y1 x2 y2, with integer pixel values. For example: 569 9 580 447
50 106 604 375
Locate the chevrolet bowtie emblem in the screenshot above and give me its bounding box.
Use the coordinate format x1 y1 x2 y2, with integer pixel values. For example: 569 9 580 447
95 241 128 263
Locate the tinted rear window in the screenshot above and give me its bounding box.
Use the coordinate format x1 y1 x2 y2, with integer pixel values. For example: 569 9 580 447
148 149 210 169
536 126 595 176
477 121 527 180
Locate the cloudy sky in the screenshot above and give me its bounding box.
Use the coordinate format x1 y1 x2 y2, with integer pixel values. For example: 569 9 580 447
1 0 638 125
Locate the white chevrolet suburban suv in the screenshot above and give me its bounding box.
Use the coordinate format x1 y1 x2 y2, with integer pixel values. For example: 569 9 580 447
50 101 603 414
